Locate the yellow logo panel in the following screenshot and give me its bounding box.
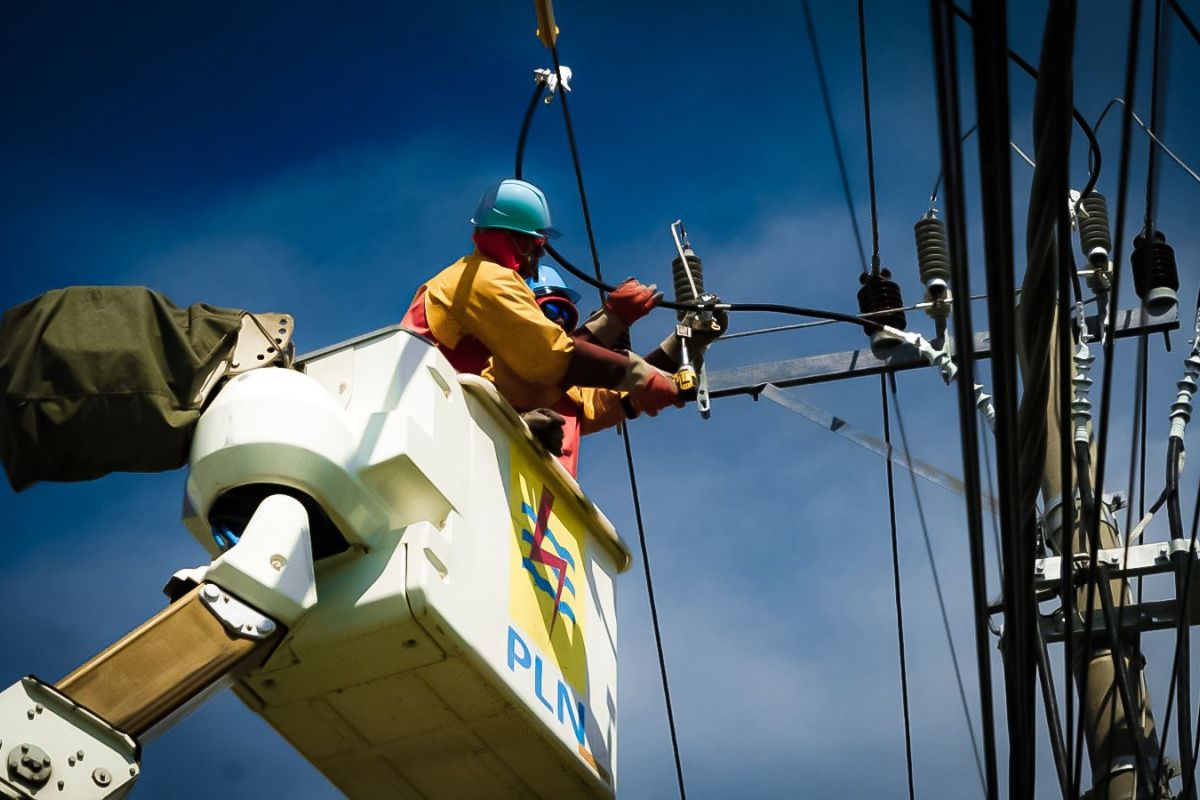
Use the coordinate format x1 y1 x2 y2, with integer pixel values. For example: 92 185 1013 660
508 447 588 696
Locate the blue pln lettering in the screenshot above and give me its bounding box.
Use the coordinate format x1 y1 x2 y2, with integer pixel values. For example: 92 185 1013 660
557 682 587 746
507 626 531 671
534 655 555 713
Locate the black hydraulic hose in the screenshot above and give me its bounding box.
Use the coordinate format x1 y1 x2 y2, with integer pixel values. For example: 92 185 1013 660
951 4 1103 201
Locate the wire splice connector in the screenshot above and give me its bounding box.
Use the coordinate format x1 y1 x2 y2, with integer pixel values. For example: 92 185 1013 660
913 210 953 317
1131 229 1180 313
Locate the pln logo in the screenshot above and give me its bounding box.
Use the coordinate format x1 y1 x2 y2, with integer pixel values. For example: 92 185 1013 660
519 486 578 634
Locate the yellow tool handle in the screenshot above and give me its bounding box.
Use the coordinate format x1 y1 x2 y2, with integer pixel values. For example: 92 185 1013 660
674 365 697 392
534 0 559 48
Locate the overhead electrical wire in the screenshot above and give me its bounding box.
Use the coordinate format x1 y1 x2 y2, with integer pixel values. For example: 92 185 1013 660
523 22 691 798
1170 0 1200 47
890 382 988 796
950 5 1104 202
857 0 882 274
1092 98 1200 187
513 71 892 335
1071 0 1147 793
880 376 916 800
970 0 1036 792
800 0 869 274
928 1 1000 796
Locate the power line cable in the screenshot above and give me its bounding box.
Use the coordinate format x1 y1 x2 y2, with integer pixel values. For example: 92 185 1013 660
800 0 868 274
857 0 882 273
528 29 691 798
928 2 1000 795
970 0 1037 790
1092 98 1200 187
1169 0 1200 47
890 381 987 796
950 5 1103 201
1071 0 1147 792
880 375 916 800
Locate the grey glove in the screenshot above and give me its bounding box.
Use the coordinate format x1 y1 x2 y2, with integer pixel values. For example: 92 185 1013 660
521 408 567 456
658 302 729 364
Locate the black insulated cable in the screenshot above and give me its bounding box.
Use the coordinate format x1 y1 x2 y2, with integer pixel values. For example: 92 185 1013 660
972 0 1035 792
512 55 897 335
891 382 988 796
515 79 547 181
1071 0 1145 793
880 375 916 800
1170 0 1200 45
856 0 882 273
950 5 1103 202
800 0 869 274
928 1 1000 796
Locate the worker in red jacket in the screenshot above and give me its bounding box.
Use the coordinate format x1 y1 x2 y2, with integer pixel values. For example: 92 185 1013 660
401 179 677 420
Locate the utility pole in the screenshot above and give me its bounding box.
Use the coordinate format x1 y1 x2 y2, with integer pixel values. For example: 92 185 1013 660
1041 315 1160 799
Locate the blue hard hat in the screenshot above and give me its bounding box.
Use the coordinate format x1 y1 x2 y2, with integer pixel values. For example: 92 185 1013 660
470 179 561 239
525 264 580 304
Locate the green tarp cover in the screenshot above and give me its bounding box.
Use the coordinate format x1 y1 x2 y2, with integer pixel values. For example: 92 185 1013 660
0 286 245 491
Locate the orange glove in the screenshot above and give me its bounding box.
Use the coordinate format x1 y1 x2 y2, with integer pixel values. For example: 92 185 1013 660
604 278 662 326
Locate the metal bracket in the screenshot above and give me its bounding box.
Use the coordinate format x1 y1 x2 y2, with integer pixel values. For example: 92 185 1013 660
533 66 571 103
0 677 138 799
1036 539 1200 643
229 313 295 375
198 584 277 640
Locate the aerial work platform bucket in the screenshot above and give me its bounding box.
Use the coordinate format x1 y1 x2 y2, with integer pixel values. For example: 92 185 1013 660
182 327 632 799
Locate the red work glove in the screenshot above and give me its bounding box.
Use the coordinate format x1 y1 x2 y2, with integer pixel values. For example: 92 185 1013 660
604 278 662 326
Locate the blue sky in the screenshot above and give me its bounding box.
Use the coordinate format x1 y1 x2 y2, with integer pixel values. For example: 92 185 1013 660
3 1 1200 797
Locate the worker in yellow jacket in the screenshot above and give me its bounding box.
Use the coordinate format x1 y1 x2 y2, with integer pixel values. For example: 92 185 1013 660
401 179 679 429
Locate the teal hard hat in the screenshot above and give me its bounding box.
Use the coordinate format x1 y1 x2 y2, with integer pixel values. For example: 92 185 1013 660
470 179 561 239
525 264 580 304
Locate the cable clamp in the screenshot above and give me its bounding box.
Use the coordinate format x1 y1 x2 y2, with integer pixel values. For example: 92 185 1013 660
534 66 572 104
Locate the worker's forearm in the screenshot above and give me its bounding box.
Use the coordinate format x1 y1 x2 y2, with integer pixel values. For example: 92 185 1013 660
560 339 629 389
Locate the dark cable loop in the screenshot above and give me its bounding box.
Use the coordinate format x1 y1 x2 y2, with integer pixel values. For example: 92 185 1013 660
857 0 882 273
801 0 869 274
